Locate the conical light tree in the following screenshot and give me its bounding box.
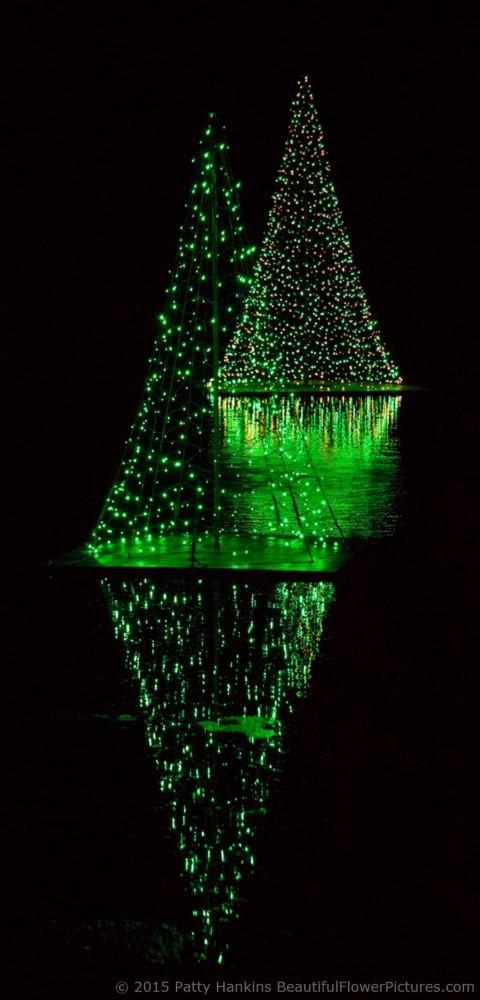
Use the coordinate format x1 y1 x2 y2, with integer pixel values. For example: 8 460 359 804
222 76 401 387
87 115 255 559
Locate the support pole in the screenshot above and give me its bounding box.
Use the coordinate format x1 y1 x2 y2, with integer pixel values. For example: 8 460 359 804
211 131 221 550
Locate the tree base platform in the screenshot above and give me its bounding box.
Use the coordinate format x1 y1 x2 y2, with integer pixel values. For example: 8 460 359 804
218 382 419 396
59 534 364 576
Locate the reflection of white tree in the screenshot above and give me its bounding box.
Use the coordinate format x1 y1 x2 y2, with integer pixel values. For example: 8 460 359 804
221 393 401 537
101 575 334 962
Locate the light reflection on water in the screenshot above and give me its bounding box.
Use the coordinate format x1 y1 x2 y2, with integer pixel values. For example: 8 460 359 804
101 576 334 963
220 394 402 538
98 393 404 964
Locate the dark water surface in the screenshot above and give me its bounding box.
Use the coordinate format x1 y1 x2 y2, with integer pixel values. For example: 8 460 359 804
5 391 478 996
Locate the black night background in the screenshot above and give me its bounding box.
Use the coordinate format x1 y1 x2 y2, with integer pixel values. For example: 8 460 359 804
3 2 479 996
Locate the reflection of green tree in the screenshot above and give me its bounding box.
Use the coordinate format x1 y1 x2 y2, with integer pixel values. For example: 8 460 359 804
101 576 334 962
220 393 401 537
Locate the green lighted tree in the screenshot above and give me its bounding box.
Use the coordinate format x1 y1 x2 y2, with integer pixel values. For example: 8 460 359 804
222 76 401 387
88 115 255 558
